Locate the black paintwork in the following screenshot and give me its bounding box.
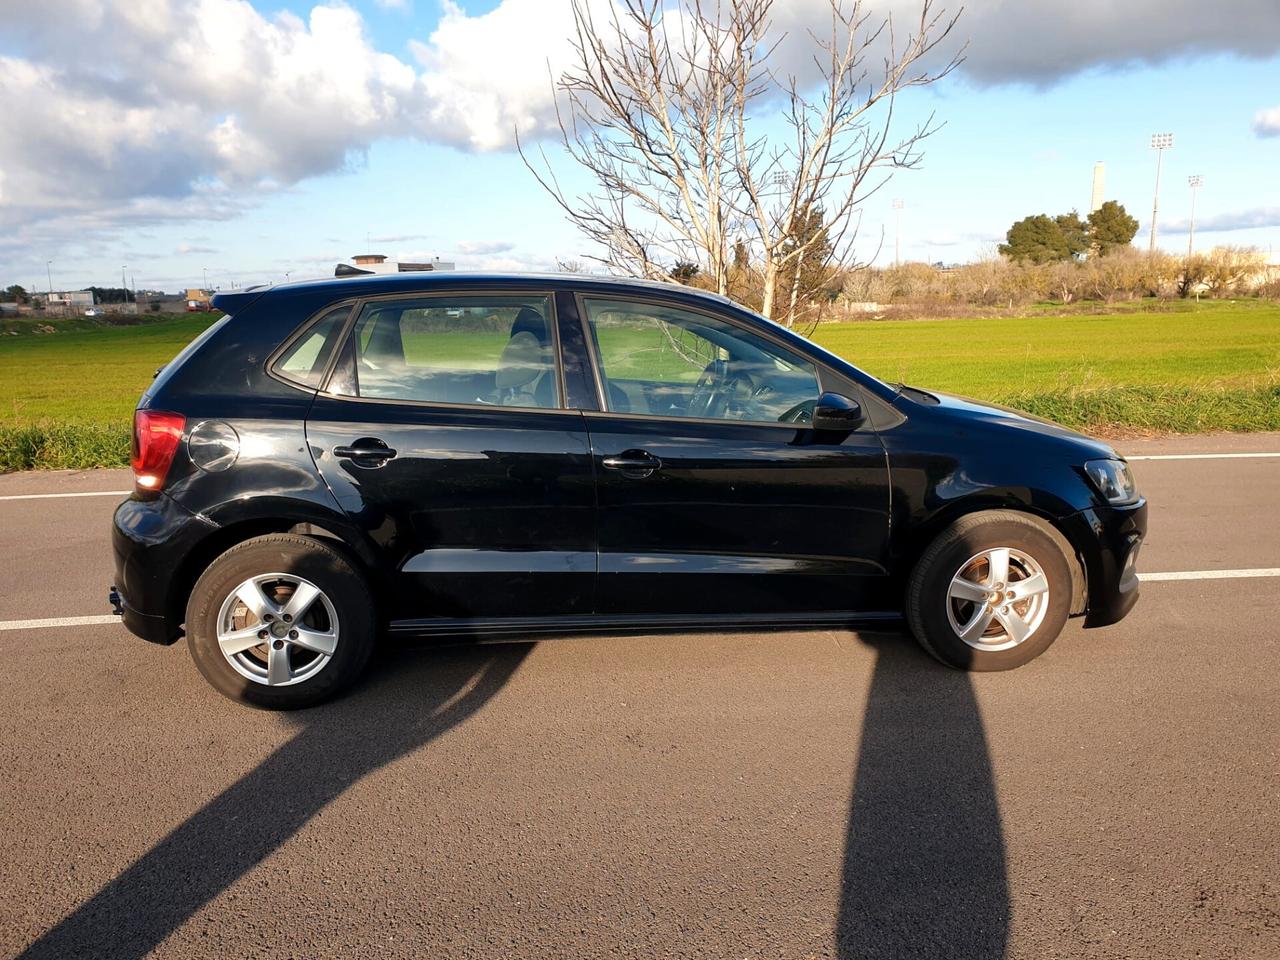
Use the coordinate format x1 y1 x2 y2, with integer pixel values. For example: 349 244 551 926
111 272 1146 646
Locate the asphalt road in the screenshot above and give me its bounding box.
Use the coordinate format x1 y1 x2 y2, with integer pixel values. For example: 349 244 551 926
1 433 1277 959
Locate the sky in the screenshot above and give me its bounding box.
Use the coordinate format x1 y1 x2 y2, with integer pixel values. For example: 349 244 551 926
1 0 1278 294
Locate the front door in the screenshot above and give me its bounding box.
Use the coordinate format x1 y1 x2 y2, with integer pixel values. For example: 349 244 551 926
306 291 596 623
577 295 891 616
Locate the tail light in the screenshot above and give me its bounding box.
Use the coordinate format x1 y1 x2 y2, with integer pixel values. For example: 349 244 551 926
131 410 186 496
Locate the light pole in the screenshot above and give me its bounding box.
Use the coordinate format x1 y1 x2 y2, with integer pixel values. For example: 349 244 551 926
203 266 209 291
892 199 904 267
45 260 53 300
1186 175 1203 258
122 265 128 309
1148 133 1173 254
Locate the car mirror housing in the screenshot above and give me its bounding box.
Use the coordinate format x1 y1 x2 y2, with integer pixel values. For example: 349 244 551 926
811 392 863 431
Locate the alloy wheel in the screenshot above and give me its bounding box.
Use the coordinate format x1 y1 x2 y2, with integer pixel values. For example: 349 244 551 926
945 547 1050 652
215 573 339 686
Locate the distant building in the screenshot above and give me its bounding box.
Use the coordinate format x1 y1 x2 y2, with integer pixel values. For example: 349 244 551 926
46 290 95 308
341 254 455 276
185 288 213 311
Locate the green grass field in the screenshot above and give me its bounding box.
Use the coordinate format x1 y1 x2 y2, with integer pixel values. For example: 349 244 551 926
1 300 1277 470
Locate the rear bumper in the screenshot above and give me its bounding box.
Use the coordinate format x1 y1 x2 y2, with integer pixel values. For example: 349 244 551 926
116 594 173 645
112 493 215 645
1061 498 1147 628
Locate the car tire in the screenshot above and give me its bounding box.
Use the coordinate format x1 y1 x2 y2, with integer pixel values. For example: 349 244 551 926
186 534 376 708
906 510 1073 671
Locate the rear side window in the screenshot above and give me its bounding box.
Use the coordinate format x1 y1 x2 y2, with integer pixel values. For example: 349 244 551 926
329 295 560 409
273 306 351 389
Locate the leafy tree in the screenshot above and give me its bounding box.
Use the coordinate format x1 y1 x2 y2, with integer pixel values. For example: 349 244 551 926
999 214 1072 264
87 286 135 304
1087 201 1139 255
2 284 29 304
1055 211 1089 259
670 261 701 282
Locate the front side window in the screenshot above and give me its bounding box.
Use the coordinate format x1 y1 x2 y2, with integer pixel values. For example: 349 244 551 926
330 295 560 409
583 298 820 423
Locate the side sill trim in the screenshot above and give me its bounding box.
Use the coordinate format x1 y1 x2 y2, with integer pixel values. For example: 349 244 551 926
388 610 902 640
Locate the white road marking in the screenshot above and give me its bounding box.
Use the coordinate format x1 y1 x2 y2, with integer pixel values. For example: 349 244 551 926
0 615 122 631
1128 453 1280 461
0 491 129 502
1142 568 1280 582
1 569 1278 632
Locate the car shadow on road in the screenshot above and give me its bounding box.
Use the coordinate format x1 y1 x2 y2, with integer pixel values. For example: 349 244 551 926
20 629 1008 959
17 640 533 960
836 631 1009 959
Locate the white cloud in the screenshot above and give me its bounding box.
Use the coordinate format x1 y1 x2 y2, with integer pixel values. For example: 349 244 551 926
456 240 517 255
408 0 581 151
2 0 1279 265
1164 207 1280 233
942 0 1280 85
1254 105 1280 137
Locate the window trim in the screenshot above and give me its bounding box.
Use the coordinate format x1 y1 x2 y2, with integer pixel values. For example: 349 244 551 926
574 291 827 429
265 300 357 393
314 287 571 415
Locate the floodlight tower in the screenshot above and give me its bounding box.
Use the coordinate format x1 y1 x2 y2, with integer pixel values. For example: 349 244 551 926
892 199 905 267
1148 133 1173 253
1186 175 1204 258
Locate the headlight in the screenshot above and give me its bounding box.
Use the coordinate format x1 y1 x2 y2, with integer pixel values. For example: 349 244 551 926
1084 458 1138 504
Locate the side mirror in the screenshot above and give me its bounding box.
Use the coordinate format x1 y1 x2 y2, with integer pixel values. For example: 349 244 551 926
811 391 863 431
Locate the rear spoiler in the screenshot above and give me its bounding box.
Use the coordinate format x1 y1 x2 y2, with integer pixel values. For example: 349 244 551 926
210 288 269 314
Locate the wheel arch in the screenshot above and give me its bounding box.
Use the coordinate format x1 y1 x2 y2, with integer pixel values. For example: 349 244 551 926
165 506 382 635
897 497 1089 616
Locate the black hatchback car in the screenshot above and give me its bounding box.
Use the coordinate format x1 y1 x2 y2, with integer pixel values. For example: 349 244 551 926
112 273 1146 708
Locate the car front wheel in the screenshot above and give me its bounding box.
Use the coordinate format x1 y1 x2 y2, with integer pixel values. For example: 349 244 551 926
186 534 376 708
906 510 1073 671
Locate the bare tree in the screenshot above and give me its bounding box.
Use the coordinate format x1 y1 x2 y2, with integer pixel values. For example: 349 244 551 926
519 0 962 326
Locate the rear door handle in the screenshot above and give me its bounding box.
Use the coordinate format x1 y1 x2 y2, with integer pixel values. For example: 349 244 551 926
601 449 662 478
333 439 397 467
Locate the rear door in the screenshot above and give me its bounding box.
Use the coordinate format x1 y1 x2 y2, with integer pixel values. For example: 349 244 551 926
305 291 596 624
576 294 892 617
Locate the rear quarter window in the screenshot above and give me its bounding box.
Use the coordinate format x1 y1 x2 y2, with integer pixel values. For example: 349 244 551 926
271 305 352 389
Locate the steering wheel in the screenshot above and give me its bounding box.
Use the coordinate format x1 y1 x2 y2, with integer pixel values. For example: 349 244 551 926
686 361 727 419
687 362 758 420
778 398 816 424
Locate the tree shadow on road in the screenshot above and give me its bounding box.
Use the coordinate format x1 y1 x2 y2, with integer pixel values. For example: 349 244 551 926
836 632 1009 959
18 641 532 960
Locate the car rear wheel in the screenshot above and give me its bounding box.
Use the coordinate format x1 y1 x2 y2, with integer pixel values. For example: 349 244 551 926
906 511 1073 671
186 534 375 708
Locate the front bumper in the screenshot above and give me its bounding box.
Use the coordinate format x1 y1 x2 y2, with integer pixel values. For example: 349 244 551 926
1060 497 1147 628
111 493 216 645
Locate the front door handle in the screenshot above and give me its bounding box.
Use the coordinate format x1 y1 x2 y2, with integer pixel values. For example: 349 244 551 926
601 449 662 479
333 439 397 467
